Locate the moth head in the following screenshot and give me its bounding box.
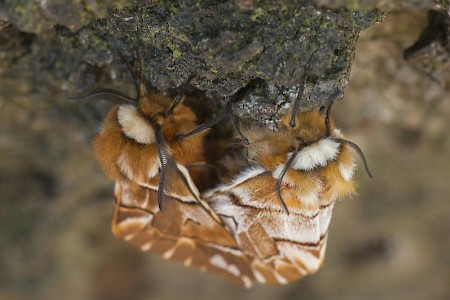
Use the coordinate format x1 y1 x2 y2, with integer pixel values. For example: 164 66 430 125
139 93 197 125
284 109 334 144
275 98 372 214
282 99 370 176
283 110 341 175
138 94 168 119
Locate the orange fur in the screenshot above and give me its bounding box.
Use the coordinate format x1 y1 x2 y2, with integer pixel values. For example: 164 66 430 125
240 108 355 209
316 159 355 204
93 107 126 181
203 104 361 286
94 92 210 190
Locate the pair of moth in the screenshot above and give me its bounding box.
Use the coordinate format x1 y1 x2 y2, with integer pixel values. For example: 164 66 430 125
73 53 371 288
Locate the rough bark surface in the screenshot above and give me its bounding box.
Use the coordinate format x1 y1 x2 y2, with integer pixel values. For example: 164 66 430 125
404 10 450 87
1 0 382 128
2 4 450 299
314 0 450 10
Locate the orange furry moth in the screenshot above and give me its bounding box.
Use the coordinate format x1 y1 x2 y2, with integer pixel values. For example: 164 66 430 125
202 90 372 285
69 52 257 287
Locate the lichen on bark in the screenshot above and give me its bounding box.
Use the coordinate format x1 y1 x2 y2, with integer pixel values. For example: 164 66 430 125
1 0 383 128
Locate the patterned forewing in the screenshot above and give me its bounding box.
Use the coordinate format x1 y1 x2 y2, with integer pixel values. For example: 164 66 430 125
113 180 256 287
206 172 333 285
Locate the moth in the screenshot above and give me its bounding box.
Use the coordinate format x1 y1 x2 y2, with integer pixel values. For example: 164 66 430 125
70 53 257 287
101 90 261 287
203 94 372 285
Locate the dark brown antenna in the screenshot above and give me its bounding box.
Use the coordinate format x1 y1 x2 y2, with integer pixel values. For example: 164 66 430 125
329 137 372 178
275 148 301 215
166 74 196 115
117 51 140 99
321 91 372 178
67 88 138 105
289 50 318 128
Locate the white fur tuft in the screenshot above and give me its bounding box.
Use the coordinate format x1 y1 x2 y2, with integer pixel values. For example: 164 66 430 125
291 138 340 171
117 105 156 144
339 162 356 181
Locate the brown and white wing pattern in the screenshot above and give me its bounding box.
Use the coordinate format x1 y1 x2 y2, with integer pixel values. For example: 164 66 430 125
204 170 329 285
113 179 256 287
94 99 256 286
205 140 356 285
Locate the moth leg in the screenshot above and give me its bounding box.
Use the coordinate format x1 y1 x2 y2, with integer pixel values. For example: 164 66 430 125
70 50 148 103
289 73 307 128
117 51 140 99
167 94 186 115
167 74 196 115
323 90 342 136
176 103 232 141
177 79 257 142
225 79 264 144
136 49 148 97
289 49 319 127
230 114 249 145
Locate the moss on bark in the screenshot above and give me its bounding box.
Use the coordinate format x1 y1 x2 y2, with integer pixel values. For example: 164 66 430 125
1 1 382 127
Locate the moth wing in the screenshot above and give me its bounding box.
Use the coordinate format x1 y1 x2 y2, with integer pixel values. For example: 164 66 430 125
112 179 256 287
205 169 333 285
153 126 222 223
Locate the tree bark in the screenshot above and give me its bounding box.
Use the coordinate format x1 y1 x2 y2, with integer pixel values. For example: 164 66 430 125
1 0 383 128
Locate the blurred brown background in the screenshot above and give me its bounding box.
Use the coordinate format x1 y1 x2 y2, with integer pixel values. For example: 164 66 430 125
1 11 450 300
